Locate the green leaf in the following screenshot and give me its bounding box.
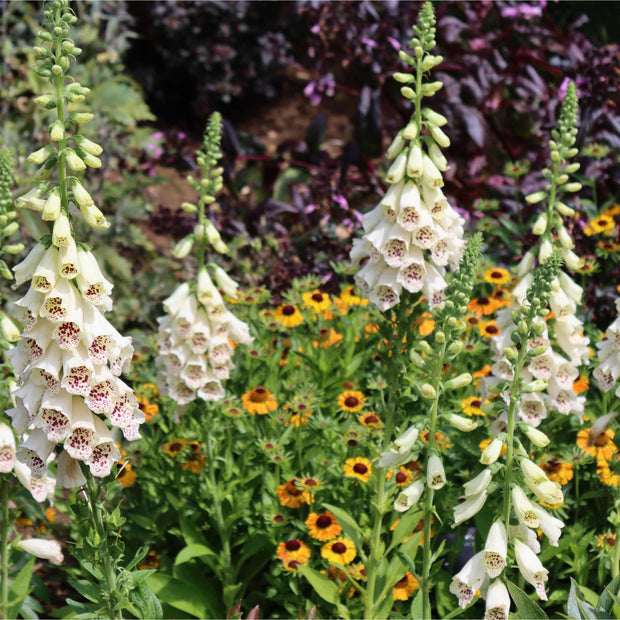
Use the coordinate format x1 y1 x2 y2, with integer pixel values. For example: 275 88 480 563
568 578 583 620
68 579 101 604
297 565 340 606
506 579 548 620
599 576 620 616
174 543 218 567
7 556 35 619
410 590 423 620
90 78 155 128
322 503 363 551
130 580 163 619
272 167 312 203
146 573 215 619
387 511 422 554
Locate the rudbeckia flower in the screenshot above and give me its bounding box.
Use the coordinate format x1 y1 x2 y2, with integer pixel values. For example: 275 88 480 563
274 304 304 328
306 511 342 541
242 387 278 415
393 572 420 600
344 457 372 482
337 390 365 413
321 537 356 565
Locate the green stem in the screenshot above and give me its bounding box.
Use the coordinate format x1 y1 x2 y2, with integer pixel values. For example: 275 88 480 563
84 473 122 619
502 345 527 529
421 341 446 620
364 316 400 620
613 492 620 579
205 427 234 596
1 476 10 619
53 10 69 216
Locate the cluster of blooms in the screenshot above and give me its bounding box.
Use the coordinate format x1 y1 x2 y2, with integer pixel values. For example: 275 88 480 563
594 298 620 398
156 267 252 405
350 18 465 311
8 242 142 487
5 3 143 489
450 257 566 619
481 83 588 425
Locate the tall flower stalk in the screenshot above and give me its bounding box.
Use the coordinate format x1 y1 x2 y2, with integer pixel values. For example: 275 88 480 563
8 2 153 616
351 4 467 617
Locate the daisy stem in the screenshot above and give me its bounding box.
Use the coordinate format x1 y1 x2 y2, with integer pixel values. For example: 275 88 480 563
84 472 122 619
1 475 10 620
421 341 446 620
614 490 620 579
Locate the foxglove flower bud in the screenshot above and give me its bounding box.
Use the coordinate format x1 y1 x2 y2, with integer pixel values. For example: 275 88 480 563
16 538 63 565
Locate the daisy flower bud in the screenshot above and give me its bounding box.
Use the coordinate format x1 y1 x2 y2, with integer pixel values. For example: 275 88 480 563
513 539 549 600
484 579 510 620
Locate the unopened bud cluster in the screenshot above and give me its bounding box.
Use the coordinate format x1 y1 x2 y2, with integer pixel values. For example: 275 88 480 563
0 150 23 279
18 1 108 234
450 257 566 616
156 113 252 407
350 3 464 311
522 82 582 271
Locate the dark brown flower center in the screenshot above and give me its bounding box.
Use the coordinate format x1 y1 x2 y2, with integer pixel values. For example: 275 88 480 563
304 478 318 487
312 293 324 302
250 387 269 403
353 463 368 474
273 514 284 523
316 515 333 528
485 325 499 334
344 396 359 408
491 271 503 279
364 414 379 425
395 472 407 484
286 481 302 496
471 400 481 408
396 575 409 586
170 442 183 452
282 305 296 316
478 297 490 305
347 439 359 447
285 539 301 551
332 542 346 554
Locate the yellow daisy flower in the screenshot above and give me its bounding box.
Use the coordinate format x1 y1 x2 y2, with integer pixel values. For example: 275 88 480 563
461 396 485 417
576 427 617 462
162 438 187 457
306 511 342 541
274 304 304 327
483 267 511 285
467 296 500 316
420 430 451 450
539 457 574 485
242 386 278 415
302 290 331 313
584 214 615 236
393 572 420 601
276 539 311 563
358 412 382 427
597 533 616 549
478 320 501 338
277 478 311 508
344 457 372 482
394 468 413 487
338 390 365 413
321 537 356 565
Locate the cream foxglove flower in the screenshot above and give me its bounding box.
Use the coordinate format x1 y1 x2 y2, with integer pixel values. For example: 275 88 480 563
16 537 63 565
482 520 507 578
484 579 510 620
531 504 565 547
453 490 488 527
480 438 504 465
514 539 549 600
394 480 424 512
156 266 252 406
450 551 486 609
427 454 446 489
0 422 16 473
594 299 620 397
512 486 540 529
8 243 142 485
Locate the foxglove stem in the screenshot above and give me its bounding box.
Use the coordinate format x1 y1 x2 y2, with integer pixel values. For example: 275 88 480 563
422 340 446 620
84 472 122 619
1 476 10 619
502 345 528 530
204 419 235 606
364 308 403 620
613 493 620 579
53 11 69 218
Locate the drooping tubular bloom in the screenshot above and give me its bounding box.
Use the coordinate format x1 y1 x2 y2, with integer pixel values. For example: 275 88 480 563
594 298 620 397
7 243 142 486
155 267 253 406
